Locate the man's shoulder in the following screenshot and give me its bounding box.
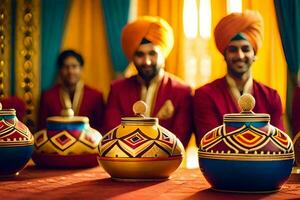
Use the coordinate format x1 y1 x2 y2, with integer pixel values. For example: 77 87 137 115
42 84 60 97
294 85 300 96
111 76 137 89
165 73 191 91
195 77 225 95
253 80 279 96
83 85 103 97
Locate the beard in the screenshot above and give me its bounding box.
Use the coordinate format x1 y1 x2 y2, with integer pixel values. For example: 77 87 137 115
136 64 160 83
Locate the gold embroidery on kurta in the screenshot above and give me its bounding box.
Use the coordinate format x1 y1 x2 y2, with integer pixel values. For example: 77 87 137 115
226 74 253 102
156 99 174 120
139 69 164 117
59 81 84 115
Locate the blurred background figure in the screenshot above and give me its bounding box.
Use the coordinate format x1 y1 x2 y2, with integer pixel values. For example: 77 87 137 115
37 50 105 133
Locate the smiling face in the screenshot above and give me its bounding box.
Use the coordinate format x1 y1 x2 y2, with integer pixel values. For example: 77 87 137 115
224 39 256 79
133 43 165 83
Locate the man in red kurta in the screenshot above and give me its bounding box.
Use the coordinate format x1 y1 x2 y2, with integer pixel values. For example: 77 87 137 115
292 86 300 165
292 86 300 137
104 16 193 147
38 50 105 133
193 11 284 144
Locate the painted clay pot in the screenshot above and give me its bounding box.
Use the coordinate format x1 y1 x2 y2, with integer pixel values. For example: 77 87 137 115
32 108 102 168
98 101 184 181
198 94 294 193
0 103 34 177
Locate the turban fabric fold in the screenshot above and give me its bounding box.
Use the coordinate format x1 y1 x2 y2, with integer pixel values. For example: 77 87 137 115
121 16 174 60
214 10 264 54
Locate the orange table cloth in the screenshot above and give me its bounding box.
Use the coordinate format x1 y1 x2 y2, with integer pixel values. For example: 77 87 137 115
0 162 299 200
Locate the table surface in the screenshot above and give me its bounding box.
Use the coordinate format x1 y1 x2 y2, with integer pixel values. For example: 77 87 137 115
0 162 300 200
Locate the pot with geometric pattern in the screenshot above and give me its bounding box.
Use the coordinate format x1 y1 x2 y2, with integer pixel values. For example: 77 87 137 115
198 94 294 193
32 108 102 168
98 101 184 181
0 103 34 177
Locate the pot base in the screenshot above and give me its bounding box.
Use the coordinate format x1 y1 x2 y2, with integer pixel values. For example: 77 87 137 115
211 187 280 194
32 152 98 168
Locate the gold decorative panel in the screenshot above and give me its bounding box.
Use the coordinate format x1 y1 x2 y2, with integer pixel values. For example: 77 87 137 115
15 0 40 130
0 0 11 97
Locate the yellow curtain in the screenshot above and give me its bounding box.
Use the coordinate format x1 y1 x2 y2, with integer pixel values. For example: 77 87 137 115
208 0 227 81
137 0 185 78
242 0 287 109
61 0 113 99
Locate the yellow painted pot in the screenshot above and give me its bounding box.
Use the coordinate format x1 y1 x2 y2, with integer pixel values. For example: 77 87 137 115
98 101 184 181
33 108 102 168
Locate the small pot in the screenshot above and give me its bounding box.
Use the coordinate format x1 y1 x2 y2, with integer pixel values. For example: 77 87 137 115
0 103 34 177
32 108 102 168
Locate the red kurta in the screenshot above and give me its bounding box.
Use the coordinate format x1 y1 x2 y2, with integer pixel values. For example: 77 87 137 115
38 84 105 133
104 73 193 147
193 77 284 144
292 86 300 137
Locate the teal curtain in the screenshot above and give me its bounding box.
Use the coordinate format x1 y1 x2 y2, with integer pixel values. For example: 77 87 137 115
274 0 300 131
274 0 300 79
101 0 130 74
41 0 70 91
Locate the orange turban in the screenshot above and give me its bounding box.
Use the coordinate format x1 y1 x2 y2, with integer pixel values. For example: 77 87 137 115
214 10 264 55
121 16 174 60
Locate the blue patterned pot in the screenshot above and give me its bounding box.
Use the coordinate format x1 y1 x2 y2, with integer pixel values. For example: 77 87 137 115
198 94 294 192
0 103 34 177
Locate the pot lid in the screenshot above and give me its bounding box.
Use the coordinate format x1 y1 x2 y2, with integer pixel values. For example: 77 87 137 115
47 108 89 123
224 94 270 123
121 101 158 125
